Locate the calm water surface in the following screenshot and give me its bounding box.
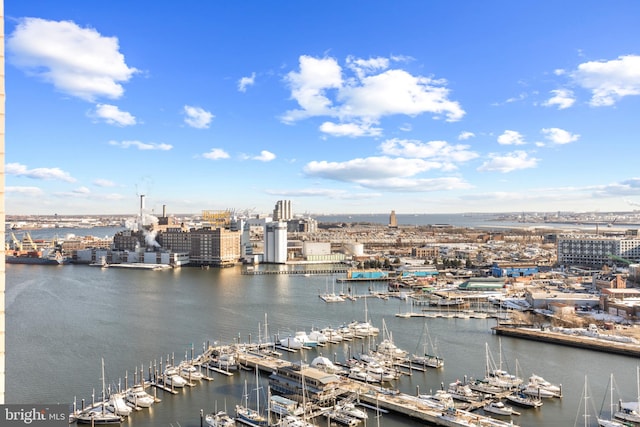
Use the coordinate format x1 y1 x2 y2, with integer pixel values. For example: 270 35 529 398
6 263 639 426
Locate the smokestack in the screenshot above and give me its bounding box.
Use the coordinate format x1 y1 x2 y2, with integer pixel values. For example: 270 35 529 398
140 195 145 227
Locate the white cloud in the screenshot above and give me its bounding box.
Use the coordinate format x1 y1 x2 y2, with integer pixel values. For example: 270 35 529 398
238 72 256 92
202 148 230 160
93 179 116 187
541 127 580 145
6 162 76 182
73 186 91 195
319 121 382 137
304 156 442 181
282 55 465 130
252 150 276 162
477 151 539 173
184 105 214 129
282 56 343 122
497 130 526 145
571 55 640 106
379 138 479 164
303 156 472 192
339 69 465 122
543 89 576 109
458 131 475 140
346 55 390 79
108 140 172 150
7 17 138 101
93 104 136 126
6 186 44 196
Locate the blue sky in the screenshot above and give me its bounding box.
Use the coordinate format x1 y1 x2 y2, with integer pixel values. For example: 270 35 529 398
5 1 640 217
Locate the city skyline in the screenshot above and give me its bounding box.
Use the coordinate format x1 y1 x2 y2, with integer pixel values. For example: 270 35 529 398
5 1 640 216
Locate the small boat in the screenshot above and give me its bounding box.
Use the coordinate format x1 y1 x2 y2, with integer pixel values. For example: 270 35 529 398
126 384 155 408
334 402 368 420
277 415 318 427
506 392 543 408
206 410 236 427
106 392 132 417
75 359 123 425
523 373 562 397
269 395 305 417
279 336 303 350
483 400 520 416
447 380 484 402
179 362 204 381
163 366 188 388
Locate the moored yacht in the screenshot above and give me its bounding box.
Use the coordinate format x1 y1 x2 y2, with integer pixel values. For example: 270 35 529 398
125 384 155 408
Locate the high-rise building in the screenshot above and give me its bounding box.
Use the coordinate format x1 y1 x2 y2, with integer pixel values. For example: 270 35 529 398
264 221 287 263
273 200 292 222
389 210 398 228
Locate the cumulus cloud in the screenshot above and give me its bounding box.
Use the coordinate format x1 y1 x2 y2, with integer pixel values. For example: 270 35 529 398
304 157 443 181
238 72 256 92
303 156 472 192
202 148 230 160
184 105 214 129
109 140 172 150
477 151 539 173
543 89 575 109
571 55 640 106
541 127 580 144
282 55 465 133
458 131 475 140
319 121 382 137
6 162 76 182
379 138 479 165
252 150 276 162
7 17 138 101
93 104 136 126
497 130 526 145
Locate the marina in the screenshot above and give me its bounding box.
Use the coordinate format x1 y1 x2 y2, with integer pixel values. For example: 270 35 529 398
7 262 640 426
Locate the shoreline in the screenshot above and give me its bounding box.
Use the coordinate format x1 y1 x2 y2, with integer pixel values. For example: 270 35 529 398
492 325 640 357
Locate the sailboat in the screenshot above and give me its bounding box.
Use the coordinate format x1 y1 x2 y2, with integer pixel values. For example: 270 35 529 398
599 374 629 427
409 320 444 368
614 366 640 425
235 367 268 427
319 277 345 303
75 359 124 424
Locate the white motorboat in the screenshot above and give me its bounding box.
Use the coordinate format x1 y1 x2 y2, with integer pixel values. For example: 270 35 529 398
163 366 188 388
524 373 562 397
483 400 520 416
293 331 318 347
279 336 303 350
418 390 456 411
307 329 329 345
179 362 204 381
107 392 132 417
205 410 236 427
447 380 484 402
319 327 343 343
334 402 368 420
126 384 155 408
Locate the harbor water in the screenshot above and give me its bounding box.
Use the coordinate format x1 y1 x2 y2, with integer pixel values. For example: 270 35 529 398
6 263 640 426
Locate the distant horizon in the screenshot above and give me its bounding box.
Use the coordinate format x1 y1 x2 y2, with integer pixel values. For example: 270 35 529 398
5 209 639 219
